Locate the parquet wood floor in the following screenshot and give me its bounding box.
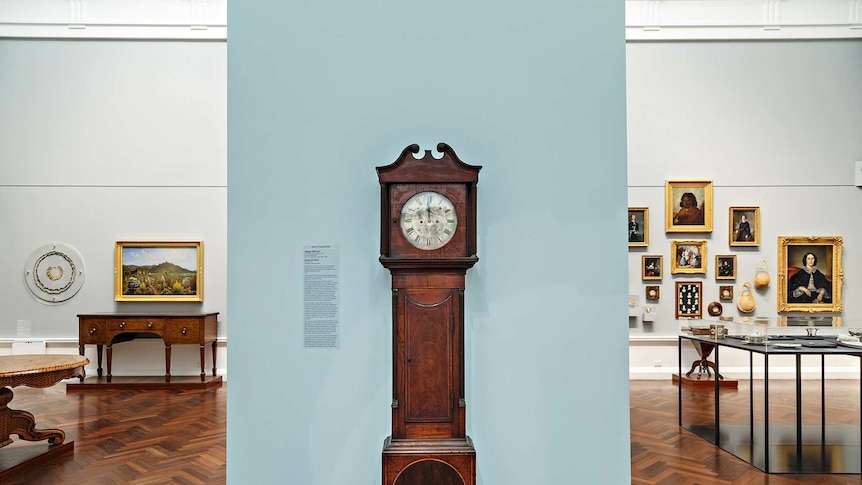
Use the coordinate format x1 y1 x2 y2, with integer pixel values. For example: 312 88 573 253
2 379 860 484
1 381 225 484
632 379 862 485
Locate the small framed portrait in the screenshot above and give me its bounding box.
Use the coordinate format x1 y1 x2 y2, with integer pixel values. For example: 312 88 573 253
115 240 204 302
715 255 737 280
641 255 663 280
729 206 760 247
719 285 734 301
628 207 649 247
675 281 702 318
777 236 843 313
645 285 660 301
670 240 707 274
665 180 713 233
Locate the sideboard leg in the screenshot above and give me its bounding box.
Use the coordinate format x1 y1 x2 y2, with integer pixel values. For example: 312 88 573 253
199 345 206 381
164 345 172 383
106 346 113 383
211 341 217 377
96 344 104 377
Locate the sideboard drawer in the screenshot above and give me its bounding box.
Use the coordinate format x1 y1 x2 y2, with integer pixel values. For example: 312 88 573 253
168 319 201 343
79 320 106 344
108 318 165 332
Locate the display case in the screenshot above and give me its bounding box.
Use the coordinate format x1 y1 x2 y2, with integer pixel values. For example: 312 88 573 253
680 315 862 352
678 315 862 474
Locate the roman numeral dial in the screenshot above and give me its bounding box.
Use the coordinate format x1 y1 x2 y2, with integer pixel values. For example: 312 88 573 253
399 191 458 250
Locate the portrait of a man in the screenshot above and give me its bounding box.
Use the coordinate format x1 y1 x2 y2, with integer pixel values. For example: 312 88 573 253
628 207 648 247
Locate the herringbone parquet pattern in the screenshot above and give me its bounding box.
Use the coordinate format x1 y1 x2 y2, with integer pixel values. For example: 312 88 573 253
631 380 862 485
1 383 225 484
2 379 861 484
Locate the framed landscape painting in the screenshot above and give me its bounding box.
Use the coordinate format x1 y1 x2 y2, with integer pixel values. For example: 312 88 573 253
729 206 760 247
777 236 842 313
115 241 204 302
665 180 713 233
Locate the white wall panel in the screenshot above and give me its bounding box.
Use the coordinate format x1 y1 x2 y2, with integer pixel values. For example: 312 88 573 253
0 39 226 187
627 41 862 188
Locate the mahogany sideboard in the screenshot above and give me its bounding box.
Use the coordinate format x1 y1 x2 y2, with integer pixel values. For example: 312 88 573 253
77 312 218 383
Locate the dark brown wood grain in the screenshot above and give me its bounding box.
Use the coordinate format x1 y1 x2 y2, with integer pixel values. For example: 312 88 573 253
377 143 479 484
1 379 225 484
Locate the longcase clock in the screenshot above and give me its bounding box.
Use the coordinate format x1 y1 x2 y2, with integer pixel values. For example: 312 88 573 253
377 143 481 485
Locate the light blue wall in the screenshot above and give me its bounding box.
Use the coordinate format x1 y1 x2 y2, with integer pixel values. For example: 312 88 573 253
227 2 630 484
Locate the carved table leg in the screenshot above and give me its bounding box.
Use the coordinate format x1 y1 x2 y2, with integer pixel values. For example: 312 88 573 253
0 387 65 447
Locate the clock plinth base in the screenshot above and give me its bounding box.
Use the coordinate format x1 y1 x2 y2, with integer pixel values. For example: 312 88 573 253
382 436 475 485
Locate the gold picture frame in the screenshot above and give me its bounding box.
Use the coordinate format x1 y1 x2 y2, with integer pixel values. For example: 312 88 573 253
675 281 702 318
729 206 760 247
671 240 707 274
645 285 660 301
628 207 649 247
641 255 663 280
777 236 842 313
665 180 713 233
715 255 736 280
719 285 734 301
115 241 204 302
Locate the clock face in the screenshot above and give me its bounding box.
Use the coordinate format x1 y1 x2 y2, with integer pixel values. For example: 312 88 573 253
400 191 458 250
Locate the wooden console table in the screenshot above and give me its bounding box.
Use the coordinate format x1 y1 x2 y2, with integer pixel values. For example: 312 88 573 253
0 354 88 480
77 312 218 383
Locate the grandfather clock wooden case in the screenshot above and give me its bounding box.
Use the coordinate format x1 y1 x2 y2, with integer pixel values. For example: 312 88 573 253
377 143 480 485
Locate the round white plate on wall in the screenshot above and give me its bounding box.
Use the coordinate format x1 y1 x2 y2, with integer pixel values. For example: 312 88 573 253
24 242 86 304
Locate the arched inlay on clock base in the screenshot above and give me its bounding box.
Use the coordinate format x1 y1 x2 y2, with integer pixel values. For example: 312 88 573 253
394 459 465 485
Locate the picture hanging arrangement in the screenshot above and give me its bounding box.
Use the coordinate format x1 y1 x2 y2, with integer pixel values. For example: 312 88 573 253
719 285 734 301
715 255 736 280
670 240 707 275
628 207 649 247
665 180 713 233
675 281 702 318
115 240 204 302
777 236 843 313
641 255 663 280
729 206 760 247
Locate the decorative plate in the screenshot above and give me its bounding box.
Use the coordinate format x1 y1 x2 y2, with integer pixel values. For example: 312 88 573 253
24 242 86 304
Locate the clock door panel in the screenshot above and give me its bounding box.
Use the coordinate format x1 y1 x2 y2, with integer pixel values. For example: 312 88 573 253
404 290 454 424
393 284 465 440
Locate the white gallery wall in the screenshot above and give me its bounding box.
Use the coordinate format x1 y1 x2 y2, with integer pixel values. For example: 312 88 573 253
626 39 862 377
0 36 228 376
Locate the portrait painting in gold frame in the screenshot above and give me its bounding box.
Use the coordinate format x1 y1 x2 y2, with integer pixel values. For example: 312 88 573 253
665 180 713 233
777 236 842 313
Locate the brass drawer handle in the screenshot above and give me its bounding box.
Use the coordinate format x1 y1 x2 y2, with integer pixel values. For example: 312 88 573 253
147 322 154 329
181 327 188 335
119 322 126 329
89 327 97 335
